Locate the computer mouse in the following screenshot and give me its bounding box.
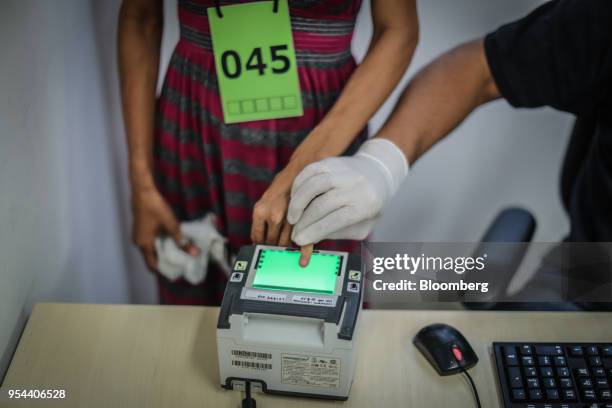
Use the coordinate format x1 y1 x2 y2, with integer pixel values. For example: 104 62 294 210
413 323 478 376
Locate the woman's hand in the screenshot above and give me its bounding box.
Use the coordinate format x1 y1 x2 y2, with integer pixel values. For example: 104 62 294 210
250 136 325 248
251 167 314 266
250 149 317 266
251 170 294 247
132 188 198 271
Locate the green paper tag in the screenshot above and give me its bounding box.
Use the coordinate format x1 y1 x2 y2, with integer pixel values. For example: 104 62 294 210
208 0 303 124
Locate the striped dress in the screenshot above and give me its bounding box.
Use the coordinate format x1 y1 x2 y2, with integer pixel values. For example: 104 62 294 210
154 0 366 305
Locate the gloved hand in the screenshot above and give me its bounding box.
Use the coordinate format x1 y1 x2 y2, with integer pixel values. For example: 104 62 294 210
287 138 408 245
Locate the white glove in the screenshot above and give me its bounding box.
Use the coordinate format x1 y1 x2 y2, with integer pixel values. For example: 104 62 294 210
155 214 231 284
287 138 409 245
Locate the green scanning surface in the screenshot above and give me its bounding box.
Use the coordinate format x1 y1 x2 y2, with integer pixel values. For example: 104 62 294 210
252 249 341 294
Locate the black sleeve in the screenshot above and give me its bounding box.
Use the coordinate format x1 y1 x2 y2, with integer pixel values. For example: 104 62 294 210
484 0 612 115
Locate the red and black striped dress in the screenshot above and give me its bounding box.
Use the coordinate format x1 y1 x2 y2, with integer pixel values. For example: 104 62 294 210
154 0 366 305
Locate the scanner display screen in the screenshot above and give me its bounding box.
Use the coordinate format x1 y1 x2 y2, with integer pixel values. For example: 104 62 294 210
252 249 341 294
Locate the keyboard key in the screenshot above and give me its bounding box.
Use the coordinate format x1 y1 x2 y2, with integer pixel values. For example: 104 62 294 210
545 388 560 400
524 367 538 377
594 367 607 377
554 356 567 366
542 377 556 388
580 378 594 388
522 356 536 366
591 356 603 366
559 377 573 388
512 388 526 401
583 388 597 400
535 345 563 355
504 346 519 365
520 345 532 355
507 367 523 388
538 356 552 365
562 388 577 400
596 378 610 388
587 345 600 355
569 345 583 356
602 389 612 400
527 377 540 388
540 367 554 377
557 367 570 377
601 345 612 356
529 388 543 400
576 367 591 377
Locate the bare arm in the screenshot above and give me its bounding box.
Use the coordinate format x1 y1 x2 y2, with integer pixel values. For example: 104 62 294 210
286 0 419 172
118 0 162 193
377 39 500 163
252 0 419 246
118 0 196 270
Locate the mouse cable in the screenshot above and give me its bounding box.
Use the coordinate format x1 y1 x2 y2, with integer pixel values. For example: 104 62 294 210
450 349 481 408
459 366 481 408
242 380 257 408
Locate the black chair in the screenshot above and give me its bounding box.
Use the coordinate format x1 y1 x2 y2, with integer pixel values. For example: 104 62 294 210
462 207 536 311
464 114 601 311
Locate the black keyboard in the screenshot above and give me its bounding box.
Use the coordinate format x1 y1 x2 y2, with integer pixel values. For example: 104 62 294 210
494 342 612 408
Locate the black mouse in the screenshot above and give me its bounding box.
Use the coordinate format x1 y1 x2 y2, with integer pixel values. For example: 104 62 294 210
413 323 478 376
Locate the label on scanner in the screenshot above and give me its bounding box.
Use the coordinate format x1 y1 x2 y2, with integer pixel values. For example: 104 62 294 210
243 289 287 303
281 354 341 389
291 295 337 307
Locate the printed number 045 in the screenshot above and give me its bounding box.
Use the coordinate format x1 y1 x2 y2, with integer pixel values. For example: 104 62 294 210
221 45 290 79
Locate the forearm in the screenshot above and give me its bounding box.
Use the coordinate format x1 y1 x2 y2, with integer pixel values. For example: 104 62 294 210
295 27 417 160
118 0 163 193
278 26 417 192
377 39 500 164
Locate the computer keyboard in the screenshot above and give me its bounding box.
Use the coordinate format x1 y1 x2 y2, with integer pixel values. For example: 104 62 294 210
494 342 612 408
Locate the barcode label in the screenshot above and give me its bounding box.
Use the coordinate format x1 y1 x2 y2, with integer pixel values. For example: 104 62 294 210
231 350 272 360
231 360 272 370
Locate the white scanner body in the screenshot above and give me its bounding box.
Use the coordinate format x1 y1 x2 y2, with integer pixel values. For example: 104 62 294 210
216 245 363 400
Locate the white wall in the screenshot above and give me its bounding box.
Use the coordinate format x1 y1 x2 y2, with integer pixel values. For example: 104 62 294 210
0 0 573 378
0 0 147 378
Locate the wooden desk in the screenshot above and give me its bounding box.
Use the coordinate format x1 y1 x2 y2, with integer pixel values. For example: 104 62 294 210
1 303 611 407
